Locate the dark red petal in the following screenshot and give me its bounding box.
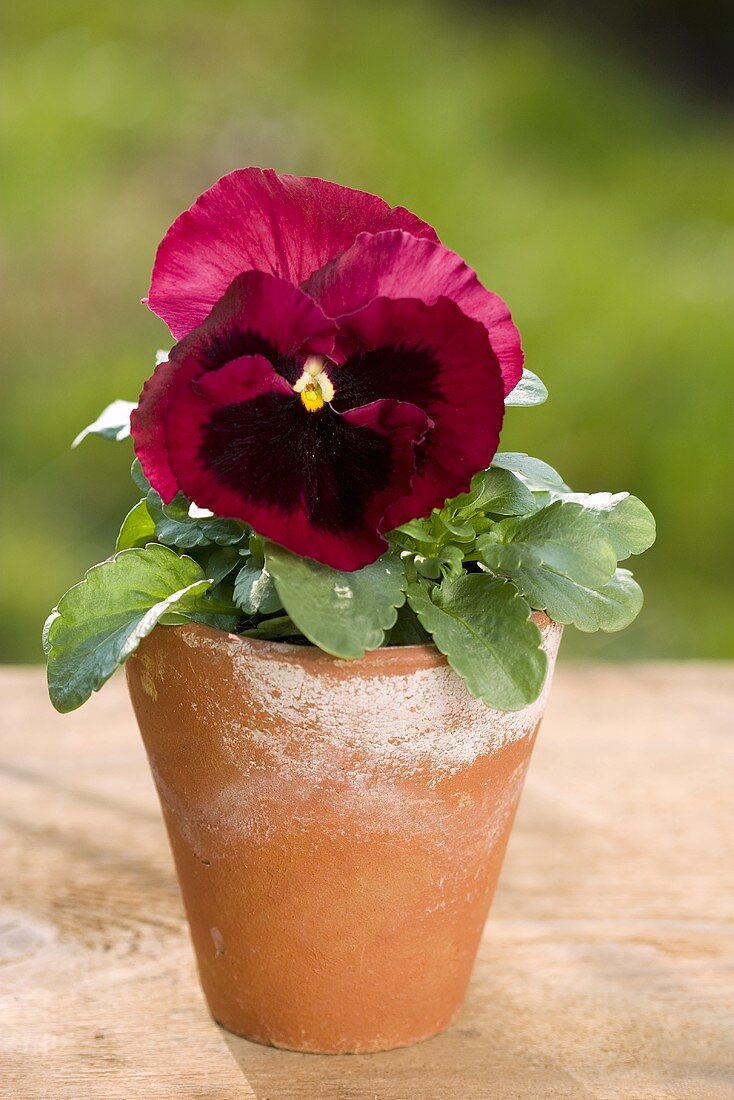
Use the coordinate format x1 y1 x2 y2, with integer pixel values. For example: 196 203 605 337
305 230 523 396
131 270 334 501
148 168 438 340
178 268 336 382
331 295 505 530
163 357 429 571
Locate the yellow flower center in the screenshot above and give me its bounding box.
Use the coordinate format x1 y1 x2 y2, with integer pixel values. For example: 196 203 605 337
293 355 335 413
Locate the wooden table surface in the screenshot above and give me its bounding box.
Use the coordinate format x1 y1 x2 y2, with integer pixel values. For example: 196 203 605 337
1 665 733 1099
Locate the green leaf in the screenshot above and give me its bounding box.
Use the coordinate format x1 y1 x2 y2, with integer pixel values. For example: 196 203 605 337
507 566 644 632
551 492 656 560
157 603 238 630
72 400 136 447
43 544 233 713
265 543 407 658
241 615 299 641
415 557 441 580
129 459 247 550
392 517 436 548
233 560 283 615
198 545 243 585
478 500 617 590
116 499 156 551
432 513 476 542
504 368 548 407
415 544 466 581
453 466 537 516
492 452 571 493
131 457 150 494
147 491 246 549
407 576 546 711
437 544 465 577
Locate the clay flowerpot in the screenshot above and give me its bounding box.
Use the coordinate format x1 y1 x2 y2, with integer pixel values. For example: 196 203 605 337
126 614 562 1054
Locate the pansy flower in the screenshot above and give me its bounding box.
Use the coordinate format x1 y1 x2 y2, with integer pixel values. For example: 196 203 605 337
131 168 523 570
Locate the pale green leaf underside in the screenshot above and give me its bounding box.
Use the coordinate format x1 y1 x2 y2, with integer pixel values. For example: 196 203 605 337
407 575 546 711
504 368 548 407
265 543 406 658
478 500 618 590
551 491 656 559
453 466 537 516
72 400 136 447
492 452 571 494
45 544 222 713
500 566 643 632
233 561 283 615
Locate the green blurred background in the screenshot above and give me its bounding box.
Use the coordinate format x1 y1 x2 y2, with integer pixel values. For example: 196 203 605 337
3 0 733 662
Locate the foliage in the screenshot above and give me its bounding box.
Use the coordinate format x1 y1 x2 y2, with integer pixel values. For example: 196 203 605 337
44 543 238 712
44 381 655 712
5 0 732 662
406 576 547 711
264 543 406 658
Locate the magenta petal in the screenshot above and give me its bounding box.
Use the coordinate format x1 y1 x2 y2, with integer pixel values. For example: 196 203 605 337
306 230 523 396
148 168 438 340
331 295 505 530
162 357 429 570
131 270 335 501
184 268 336 383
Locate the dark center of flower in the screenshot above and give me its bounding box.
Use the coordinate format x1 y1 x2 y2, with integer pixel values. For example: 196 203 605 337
293 355 335 413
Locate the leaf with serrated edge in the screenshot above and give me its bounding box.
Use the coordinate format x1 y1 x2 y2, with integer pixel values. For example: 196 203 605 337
148 491 246 549
505 566 643 632
265 543 406 658
407 576 546 711
44 544 231 713
453 466 537 516
492 452 571 493
478 500 617 590
116 499 156 551
550 492 656 559
504 368 548 407
128 460 246 549
72 400 137 447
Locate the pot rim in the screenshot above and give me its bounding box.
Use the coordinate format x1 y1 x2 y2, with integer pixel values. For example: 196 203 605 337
166 610 556 672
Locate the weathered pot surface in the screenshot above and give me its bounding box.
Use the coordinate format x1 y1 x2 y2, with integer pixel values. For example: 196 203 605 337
126 614 562 1054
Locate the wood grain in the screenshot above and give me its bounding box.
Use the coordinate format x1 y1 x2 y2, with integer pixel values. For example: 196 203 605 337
1 665 733 1098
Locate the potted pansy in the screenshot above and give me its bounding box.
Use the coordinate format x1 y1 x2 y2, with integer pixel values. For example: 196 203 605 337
44 169 655 1054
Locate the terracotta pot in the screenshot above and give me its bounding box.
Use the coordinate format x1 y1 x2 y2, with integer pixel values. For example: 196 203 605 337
126 615 562 1054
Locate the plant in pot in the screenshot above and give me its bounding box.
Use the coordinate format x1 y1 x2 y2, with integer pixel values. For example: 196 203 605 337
43 169 655 1055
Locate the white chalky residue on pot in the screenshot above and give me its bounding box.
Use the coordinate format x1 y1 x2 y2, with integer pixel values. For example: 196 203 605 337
141 622 560 850
136 651 160 701
128 623 565 1049
152 746 530 858
179 621 562 781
